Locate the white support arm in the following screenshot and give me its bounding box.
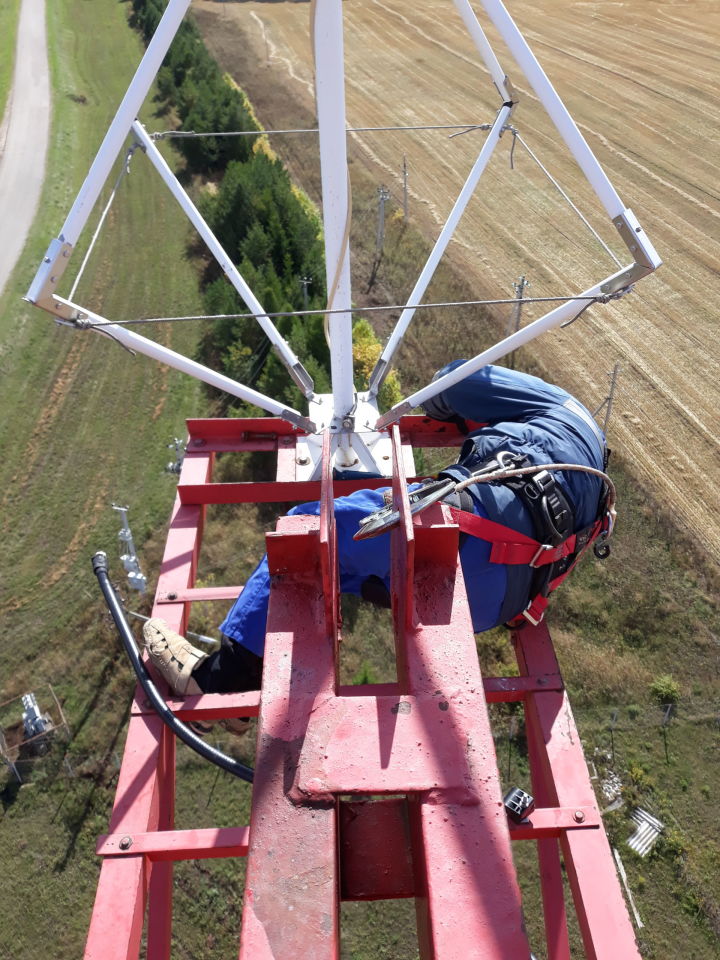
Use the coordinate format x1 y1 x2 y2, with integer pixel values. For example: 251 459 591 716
314 0 356 419
132 122 314 398
368 104 511 398
479 0 623 218
27 0 192 302
52 298 315 432
375 263 636 429
452 0 513 102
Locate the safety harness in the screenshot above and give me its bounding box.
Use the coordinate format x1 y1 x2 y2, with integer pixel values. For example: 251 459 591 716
441 452 613 627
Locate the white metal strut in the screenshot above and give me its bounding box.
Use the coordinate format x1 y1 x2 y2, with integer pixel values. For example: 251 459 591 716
24 0 661 475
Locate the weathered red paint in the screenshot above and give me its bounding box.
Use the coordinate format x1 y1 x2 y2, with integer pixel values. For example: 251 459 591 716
86 413 640 960
98 827 250 861
514 623 642 959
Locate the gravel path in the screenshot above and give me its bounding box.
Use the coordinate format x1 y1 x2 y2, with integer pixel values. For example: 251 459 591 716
0 0 50 297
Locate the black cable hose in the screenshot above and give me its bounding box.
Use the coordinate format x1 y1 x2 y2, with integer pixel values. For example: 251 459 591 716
91 551 254 783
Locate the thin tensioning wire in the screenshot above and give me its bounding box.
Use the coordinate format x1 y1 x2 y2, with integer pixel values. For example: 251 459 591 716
153 122 622 267
511 131 623 267
82 292 623 328
69 144 140 300
150 122 493 139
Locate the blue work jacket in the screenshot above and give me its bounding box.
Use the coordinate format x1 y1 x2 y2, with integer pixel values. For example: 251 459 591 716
220 364 606 654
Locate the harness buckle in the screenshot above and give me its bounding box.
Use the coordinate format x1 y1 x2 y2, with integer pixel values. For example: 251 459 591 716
529 543 554 568
521 603 544 626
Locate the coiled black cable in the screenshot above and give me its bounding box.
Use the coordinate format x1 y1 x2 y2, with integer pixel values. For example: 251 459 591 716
91 551 254 782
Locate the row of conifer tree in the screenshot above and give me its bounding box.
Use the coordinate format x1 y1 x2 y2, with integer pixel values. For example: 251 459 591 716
130 0 400 412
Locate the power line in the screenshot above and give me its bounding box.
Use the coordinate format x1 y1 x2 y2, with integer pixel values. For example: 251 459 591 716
150 122 494 140
81 292 623 329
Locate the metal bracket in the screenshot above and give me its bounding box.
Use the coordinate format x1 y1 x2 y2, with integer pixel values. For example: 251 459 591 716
599 208 662 296
613 208 659 271
25 238 76 319
500 75 520 127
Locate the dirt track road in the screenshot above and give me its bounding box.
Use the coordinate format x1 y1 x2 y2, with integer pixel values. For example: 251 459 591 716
195 0 720 564
0 0 50 297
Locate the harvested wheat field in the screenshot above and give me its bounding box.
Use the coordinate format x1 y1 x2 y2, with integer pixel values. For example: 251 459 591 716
194 0 720 563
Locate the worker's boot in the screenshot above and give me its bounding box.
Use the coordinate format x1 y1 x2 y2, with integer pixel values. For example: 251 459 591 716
220 717 251 736
143 619 251 737
143 618 209 696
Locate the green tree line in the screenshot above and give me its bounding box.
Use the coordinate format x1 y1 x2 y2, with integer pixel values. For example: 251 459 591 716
129 0 400 413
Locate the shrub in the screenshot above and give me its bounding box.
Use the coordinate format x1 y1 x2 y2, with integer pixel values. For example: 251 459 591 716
649 674 680 705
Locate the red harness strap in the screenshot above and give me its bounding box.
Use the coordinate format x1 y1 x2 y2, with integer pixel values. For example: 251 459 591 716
448 506 605 625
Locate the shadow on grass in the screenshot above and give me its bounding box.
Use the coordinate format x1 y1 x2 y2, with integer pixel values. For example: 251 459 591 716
53 699 131 873
71 649 124 742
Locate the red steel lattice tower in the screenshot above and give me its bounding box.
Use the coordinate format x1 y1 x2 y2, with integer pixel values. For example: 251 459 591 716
86 416 641 960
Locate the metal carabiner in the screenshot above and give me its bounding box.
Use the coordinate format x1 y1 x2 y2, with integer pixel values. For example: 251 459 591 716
354 478 456 540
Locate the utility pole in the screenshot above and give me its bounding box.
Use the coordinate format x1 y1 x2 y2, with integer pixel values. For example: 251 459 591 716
661 703 673 765
376 186 391 258
112 504 147 593
592 361 621 433
507 274 528 369
299 275 312 313
402 155 409 221
366 187 391 293
609 709 618 767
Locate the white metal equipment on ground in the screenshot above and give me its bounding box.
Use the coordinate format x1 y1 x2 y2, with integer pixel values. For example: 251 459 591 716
25 0 661 477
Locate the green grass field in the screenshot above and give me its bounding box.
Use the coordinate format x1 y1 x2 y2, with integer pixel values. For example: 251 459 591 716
0 1 718 958
0 0 208 954
0 0 21 123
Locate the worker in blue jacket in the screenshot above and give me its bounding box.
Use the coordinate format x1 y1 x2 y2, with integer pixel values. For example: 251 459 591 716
145 363 609 702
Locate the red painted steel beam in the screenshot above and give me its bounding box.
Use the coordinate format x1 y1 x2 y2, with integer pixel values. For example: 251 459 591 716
340 796 602 906
84 714 167 960
319 430 339 648
514 623 642 960
401 515 530 958
153 449 214 635
146 726 174 959
184 414 476 448
297 693 504 796
155 585 243 603
98 827 250 862
397 415 486 447
337 674 563 701
177 476 398 505
239 435 341 959
186 417 301 439
522 654 572 960
390 425 416 691
383 430 531 958
131 690 260 721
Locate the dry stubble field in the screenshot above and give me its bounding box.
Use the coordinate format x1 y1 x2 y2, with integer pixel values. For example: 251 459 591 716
194 0 720 565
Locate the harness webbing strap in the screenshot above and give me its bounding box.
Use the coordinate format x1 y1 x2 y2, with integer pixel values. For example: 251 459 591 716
448 507 580 566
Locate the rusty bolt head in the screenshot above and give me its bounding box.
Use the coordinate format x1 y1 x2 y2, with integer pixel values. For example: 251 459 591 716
119 835 133 850
573 810 585 823
167 592 177 601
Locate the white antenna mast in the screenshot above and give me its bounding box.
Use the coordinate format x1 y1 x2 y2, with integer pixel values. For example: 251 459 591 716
24 0 661 475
